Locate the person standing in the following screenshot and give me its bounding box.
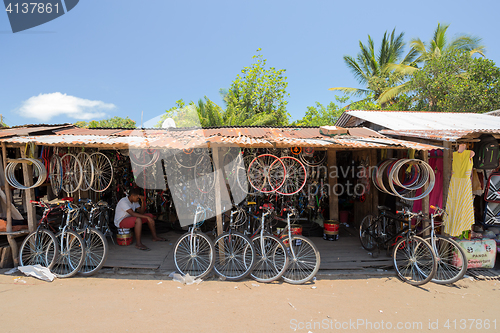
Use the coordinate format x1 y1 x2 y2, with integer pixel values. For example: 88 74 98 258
114 187 166 250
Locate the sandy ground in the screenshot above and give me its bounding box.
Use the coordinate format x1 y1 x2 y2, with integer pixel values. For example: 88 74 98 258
0 271 499 333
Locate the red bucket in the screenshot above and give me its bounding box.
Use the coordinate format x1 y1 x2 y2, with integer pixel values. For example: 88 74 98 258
323 220 339 241
117 232 133 246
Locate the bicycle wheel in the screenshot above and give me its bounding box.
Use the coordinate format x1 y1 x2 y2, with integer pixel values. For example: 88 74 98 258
77 152 94 191
90 152 113 192
250 235 289 283
174 231 214 279
281 235 321 284
247 154 286 193
52 230 85 278
19 229 59 270
213 232 255 281
194 154 215 194
49 154 63 196
79 228 108 276
424 235 467 285
61 153 83 194
359 215 379 251
276 156 307 196
299 149 326 167
392 235 436 286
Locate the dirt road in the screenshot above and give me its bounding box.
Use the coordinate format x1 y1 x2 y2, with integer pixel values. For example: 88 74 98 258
1 271 499 332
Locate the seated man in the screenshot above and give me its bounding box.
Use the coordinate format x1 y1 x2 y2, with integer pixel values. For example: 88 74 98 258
114 187 165 250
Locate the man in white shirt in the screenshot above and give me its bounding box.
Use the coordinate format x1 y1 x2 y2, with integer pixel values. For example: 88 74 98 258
114 187 166 250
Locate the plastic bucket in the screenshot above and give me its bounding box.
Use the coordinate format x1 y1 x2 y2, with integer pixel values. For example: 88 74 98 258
117 229 133 246
323 220 339 241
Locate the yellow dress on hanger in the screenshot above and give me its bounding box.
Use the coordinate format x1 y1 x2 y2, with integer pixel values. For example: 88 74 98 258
444 150 475 236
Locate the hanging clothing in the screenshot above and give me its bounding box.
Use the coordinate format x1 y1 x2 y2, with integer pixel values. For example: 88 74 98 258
471 169 484 196
444 150 475 236
413 149 443 212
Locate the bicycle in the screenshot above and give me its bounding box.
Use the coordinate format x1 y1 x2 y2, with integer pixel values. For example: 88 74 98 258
248 205 289 283
173 204 215 279
422 206 467 284
51 200 86 278
392 209 437 286
279 206 321 284
76 199 109 276
19 200 62 270
213 206 256 281
359 206 407 254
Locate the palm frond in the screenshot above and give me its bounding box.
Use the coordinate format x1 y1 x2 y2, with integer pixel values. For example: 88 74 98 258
328 87 370 97
378 82 410 104
343 55 369 84
384 63 419 76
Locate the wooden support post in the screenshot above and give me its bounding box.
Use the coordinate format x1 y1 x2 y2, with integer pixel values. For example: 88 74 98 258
1 142 18 266
442 141 452 209
371 149 379 215
1 142 12 232
421 150 430 237
20 148 36 232
327 149 339 221
212 146 224 236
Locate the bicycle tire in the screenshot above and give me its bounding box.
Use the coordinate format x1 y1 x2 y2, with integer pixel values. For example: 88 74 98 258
276 156 307 196
90 152 113 192
79 228 108 277
250 235 289 283
424 235 467 285
174 231 215 279
52 230 86 278
19 229 59 270
281 235 321 284
213 232 255 281
392 235 436 286
359 215 379 251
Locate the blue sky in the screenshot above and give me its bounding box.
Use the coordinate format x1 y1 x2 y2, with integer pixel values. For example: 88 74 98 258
1 0 500 127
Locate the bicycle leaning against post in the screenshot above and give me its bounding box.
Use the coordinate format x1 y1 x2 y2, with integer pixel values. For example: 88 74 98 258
19 200 62 270
173 204 215 279
279 206 321 284
248 205 289 283
423 205 468 284
213 206 256 281
51 200 86 278
391 208 437 286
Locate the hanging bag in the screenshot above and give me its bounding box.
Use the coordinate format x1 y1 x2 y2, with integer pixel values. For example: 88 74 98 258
484 172 500 203
473 134 499 170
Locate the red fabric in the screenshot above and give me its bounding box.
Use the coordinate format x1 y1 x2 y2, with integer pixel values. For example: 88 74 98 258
119 213 154 228
413 149 444 212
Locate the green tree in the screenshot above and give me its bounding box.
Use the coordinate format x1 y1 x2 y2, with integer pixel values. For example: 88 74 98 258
225 49 290 126
75 116 136 128
408 50 500 112
330 29 417 103
380 23 486 103
292 96 349 126
158 50 290 127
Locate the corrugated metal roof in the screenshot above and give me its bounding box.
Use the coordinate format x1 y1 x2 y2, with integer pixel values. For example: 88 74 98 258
380 129 500 142
0 132 442 150
0 124 73 138
336 110 500 130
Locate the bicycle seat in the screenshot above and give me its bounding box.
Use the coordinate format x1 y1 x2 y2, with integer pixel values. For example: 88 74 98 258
377 205 392 211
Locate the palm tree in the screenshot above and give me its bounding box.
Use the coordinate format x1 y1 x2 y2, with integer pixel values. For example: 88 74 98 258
379 23 485 103
329 29 417 103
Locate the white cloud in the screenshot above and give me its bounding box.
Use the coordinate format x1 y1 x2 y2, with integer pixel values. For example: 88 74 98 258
18 92 116 122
